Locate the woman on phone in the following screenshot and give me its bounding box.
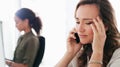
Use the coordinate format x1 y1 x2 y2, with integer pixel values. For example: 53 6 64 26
55 0 120 67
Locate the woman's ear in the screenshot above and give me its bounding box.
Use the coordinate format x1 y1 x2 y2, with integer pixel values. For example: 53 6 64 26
24 19 29 25
24 19 29 23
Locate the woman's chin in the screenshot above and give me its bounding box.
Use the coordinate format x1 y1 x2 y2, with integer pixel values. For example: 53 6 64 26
80 41 91 45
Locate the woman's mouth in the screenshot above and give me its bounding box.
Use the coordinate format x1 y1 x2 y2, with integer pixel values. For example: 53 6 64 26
79 35 87 38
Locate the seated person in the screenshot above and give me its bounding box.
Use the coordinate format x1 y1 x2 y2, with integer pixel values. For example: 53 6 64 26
6 8 42 67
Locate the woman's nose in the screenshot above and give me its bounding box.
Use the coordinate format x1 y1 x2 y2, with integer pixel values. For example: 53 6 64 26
78 23 85 32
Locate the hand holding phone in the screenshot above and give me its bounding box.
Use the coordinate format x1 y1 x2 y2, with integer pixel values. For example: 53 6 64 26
74 33 80 43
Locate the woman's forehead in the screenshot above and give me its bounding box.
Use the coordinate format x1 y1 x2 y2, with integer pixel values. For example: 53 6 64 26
75 4 99 19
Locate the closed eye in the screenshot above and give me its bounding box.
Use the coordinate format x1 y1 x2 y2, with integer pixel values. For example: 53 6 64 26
86 21 93 25
76 21 80 24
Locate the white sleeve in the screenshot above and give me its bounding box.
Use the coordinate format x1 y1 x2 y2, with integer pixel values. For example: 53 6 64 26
107 48 120 67
110 58 120 67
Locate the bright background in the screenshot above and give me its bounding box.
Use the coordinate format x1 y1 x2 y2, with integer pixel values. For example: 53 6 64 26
0 0 120 67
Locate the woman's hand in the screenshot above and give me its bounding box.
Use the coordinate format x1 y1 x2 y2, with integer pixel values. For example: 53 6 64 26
91 16 106 53
6 60 28 67
88 16 107 67
67 28 83 56
55 28 83 67
6 60 12 66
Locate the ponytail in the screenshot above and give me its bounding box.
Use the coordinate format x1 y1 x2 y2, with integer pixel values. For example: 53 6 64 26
31 17 42 35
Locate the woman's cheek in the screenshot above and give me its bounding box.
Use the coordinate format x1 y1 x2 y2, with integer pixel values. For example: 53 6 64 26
87 27 94 42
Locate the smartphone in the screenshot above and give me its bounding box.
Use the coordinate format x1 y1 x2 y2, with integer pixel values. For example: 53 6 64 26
74 33 80 43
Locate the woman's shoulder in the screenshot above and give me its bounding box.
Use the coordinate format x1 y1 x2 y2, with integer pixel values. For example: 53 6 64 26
107 48 120 67
27 35 39 43
25 32 39 41
23 32 39 44
112 48 120 58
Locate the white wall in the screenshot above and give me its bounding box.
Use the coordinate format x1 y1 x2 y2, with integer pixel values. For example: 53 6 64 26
110 0 120 32
0 0 20 67
0 21 6 67
66 0 79 35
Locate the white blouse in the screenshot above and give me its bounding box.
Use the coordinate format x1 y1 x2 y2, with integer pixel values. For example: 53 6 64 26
107 48 120 67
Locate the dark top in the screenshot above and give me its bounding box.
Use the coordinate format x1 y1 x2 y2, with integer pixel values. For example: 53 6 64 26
13 31 39 67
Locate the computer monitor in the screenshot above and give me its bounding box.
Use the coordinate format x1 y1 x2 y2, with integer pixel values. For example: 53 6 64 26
0 21 6 67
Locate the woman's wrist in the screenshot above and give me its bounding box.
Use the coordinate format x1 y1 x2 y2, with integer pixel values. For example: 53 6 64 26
90 51 103 62
92 49 103 55
66 50 78 58
65 51 75 58
88 52 103 66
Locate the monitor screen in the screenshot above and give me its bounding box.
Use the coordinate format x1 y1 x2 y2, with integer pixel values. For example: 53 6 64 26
0 21 6 67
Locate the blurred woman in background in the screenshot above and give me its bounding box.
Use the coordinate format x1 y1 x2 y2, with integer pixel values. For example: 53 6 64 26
6 8 42 67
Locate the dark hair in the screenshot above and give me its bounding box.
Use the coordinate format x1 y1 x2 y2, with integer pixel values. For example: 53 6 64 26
15 8 42 35
75 0 120 67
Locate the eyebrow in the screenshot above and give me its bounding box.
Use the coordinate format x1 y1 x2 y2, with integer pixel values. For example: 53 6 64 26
75 18 93 21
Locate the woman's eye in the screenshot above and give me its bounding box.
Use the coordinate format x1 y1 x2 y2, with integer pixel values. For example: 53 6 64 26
76 21 80 24
86 21 93 25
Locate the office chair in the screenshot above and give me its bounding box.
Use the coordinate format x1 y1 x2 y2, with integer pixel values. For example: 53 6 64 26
33 36 45 67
